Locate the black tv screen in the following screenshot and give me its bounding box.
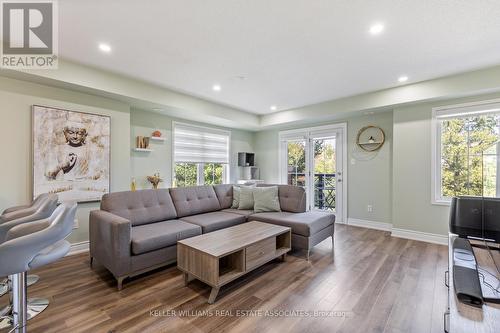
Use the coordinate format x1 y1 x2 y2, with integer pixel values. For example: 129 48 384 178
450 196 500 243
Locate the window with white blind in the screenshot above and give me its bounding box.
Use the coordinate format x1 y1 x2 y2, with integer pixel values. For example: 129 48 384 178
432 99 500 204
173 122 230 187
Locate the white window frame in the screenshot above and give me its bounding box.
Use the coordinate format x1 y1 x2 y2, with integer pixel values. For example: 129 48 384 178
172 121 231 187
431 98 500 205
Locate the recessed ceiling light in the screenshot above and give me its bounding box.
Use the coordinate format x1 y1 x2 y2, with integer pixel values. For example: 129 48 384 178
98 43 112 53
369 23 385 35
270 105 277 111
212 84 221 92
398 75 409 83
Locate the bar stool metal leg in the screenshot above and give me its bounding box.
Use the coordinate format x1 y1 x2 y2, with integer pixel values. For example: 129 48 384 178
11 272 27 333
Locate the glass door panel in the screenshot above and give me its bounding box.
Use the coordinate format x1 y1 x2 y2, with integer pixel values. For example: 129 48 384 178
312 137 336 211
286 140 307 188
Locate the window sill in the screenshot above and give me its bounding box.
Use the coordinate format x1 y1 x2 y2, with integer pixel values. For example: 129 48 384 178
431 199 451 206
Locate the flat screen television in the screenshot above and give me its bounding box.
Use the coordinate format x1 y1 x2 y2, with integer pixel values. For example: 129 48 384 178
450 196 500 243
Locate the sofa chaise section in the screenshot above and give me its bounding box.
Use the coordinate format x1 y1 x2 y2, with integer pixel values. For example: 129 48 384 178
250 211 335 259
220 183 334 260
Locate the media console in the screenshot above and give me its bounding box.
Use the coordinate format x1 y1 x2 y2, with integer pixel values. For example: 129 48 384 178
445 234 500 333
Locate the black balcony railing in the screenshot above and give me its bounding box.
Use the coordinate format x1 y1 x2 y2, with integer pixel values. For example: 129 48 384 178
287 172 336 211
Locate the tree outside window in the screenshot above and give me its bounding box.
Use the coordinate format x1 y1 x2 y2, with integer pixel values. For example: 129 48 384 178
440 115 500 198
174 162 226 187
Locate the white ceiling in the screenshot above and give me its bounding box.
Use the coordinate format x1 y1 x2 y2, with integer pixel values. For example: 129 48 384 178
59 0 500 115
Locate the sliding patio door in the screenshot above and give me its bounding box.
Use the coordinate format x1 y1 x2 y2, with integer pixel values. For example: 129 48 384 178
280 124 346 222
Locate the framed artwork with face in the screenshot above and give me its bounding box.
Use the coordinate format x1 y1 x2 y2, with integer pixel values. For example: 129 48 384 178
32 105 111 203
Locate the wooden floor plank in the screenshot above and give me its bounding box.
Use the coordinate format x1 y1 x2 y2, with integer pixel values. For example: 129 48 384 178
0 225 448 333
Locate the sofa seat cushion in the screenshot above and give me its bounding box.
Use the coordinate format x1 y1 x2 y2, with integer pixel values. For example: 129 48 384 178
221 208 254 217
180 212 246 233
249 211 335 237
131 220 202 255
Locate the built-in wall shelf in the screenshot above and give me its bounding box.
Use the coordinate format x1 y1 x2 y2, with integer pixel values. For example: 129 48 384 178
133 148 153 152
150 136 166 142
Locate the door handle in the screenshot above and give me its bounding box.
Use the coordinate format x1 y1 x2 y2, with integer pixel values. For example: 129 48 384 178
338 179 342 182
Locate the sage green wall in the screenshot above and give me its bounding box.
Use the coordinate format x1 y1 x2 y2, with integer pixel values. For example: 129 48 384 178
392 92 500 235
255 111 393 224
0 76 131 245
130 109 255 189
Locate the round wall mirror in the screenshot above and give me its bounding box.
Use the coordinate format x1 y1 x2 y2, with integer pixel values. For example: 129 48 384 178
356 125 385 152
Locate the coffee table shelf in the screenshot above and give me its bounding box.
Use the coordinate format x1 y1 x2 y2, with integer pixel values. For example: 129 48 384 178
177 221 291 304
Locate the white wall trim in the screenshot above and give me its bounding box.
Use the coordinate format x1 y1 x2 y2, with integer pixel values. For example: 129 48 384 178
67 241 89 256
341 218 448 245
391 228 448 245
64 223 448 258
347 218 392 231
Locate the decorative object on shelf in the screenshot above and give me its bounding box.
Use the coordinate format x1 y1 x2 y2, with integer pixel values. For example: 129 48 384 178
356 125 385 152
136 136 150 149
149 130 166 142
32 105 110 203
238 152 255 167
131 177 136 191
147 173 163 189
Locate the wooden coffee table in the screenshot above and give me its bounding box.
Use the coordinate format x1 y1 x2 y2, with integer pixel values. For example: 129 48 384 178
177 221 291 304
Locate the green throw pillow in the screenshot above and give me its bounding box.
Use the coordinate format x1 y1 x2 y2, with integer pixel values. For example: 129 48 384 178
253 186 281 213
231 186 241 209
238 186 255 210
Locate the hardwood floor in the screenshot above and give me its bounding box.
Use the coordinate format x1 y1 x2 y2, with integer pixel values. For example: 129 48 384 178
0 224 448 333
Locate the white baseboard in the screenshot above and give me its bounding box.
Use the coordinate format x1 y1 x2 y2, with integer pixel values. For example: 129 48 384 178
63 222 447 257
347 218 392 231
391 228 448 246
67 241 89 256
342 218 447 245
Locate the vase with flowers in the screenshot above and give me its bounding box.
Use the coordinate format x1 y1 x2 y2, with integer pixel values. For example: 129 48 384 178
147 173 163 189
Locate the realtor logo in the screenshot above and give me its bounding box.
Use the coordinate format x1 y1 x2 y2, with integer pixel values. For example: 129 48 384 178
1 0 58 68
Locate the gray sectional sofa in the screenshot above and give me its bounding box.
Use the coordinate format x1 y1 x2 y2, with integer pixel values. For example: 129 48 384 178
89 184 335 290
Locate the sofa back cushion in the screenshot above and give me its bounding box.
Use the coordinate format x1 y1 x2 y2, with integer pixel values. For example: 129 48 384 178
257 184 306 213
169 186 221 217
213 184 233 209
100 189 177 226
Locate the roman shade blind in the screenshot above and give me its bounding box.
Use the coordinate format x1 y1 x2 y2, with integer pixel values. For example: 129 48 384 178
173 122 230 164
